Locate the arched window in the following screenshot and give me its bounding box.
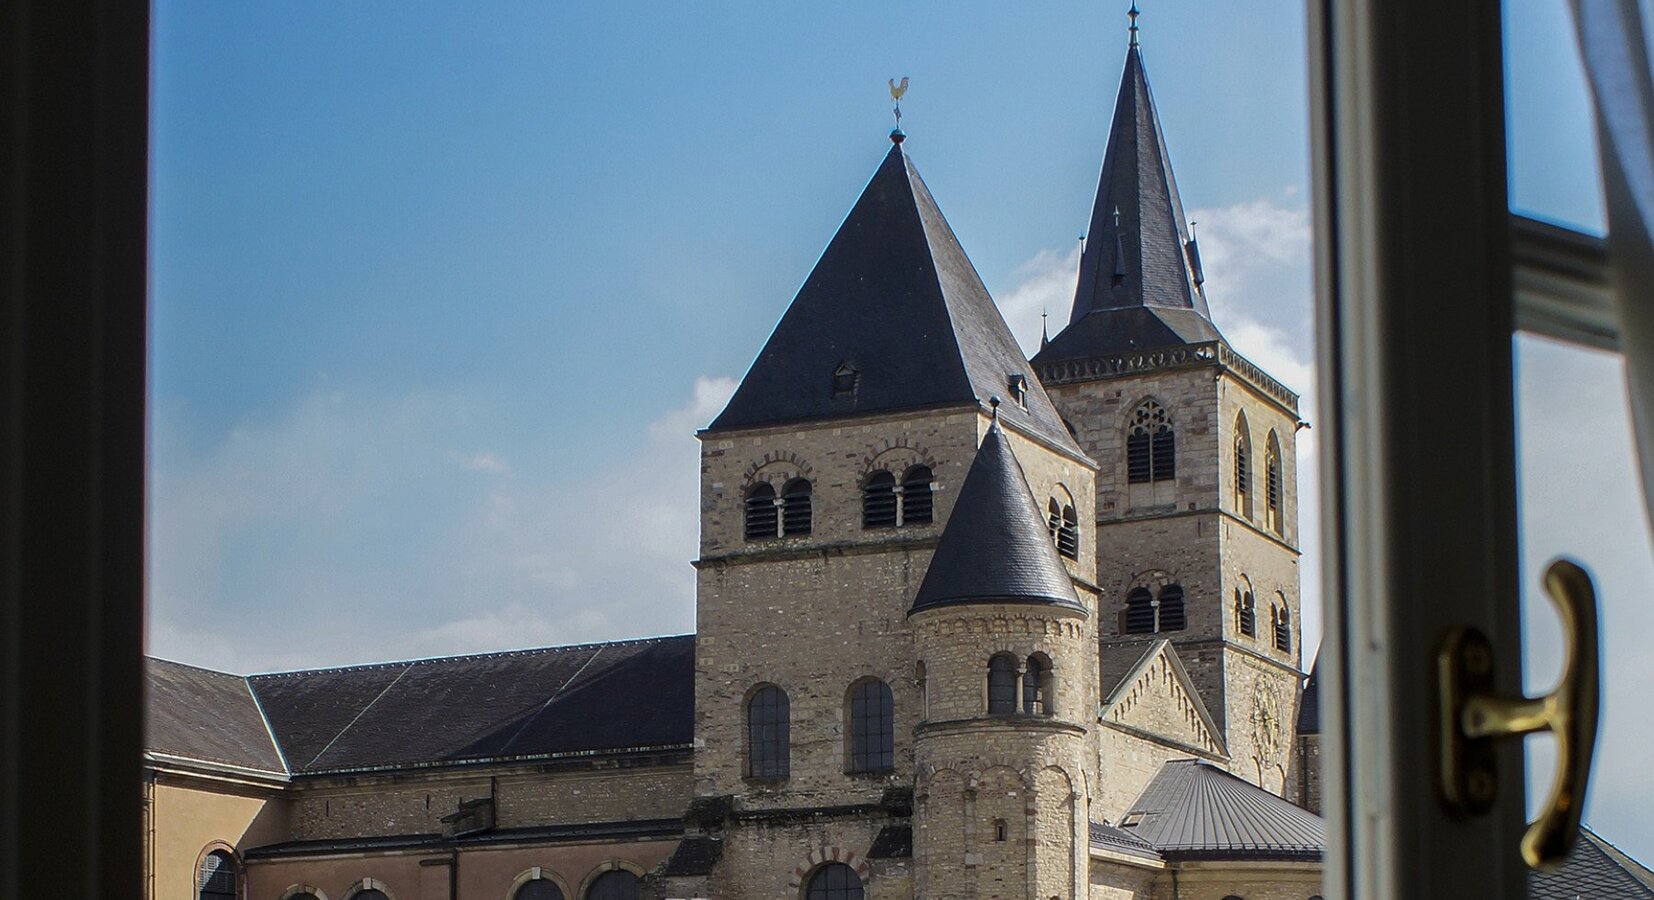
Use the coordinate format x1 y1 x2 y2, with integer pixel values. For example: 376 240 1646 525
585 871 640 900
1023 654 1054 716
988 653 1019 714
1057 504 1079 560
197 850 237 900
516 881 565 900
782 478 812 536
1046 498 1062 540
848 679 895 773
1127 400 1175 483
1234 429 1252 515
902 465 934 524
1274 602 1292 652
744 482 777 540
355 892 389 900
805 862 865 900
862 470 897 528
746 685 789 778
1265 431 1284 533
1236 586 1256 637
1157 585 1187 632
1124 587 1156 634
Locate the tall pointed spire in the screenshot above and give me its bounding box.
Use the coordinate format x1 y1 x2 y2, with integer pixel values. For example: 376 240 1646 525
1033 15 1223 365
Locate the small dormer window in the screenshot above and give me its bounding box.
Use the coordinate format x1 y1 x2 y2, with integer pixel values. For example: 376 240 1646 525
832 362 859 397
1007 373 1028 409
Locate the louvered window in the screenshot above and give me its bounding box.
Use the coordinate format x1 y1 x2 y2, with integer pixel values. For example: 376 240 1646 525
1124 588 1156 634
744 483 777 539
862 471 897 528
1274 605 1292 652
747 685 790 778
1265 441 1283 533
586 871 640 900
197 850 236 900
988 654 1019 714
1157 585 1187 631
805 863 865 900
782 478 812 536
1047 499 1062 540
1237 588 1256 637
1235 434 1251 509
1128 401 1175 484
1057 505 1079 560
848 679 894 772
514 879 564 900
901 466 933 524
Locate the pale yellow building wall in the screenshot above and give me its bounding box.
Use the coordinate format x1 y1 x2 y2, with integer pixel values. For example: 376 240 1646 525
1148 862 1323 900
148 777 287 900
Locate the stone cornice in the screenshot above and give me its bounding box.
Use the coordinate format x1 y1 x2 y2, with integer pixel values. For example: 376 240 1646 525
695 535 941 568
1034 341 1300 419
1098 506 1302 555
914 716 1088 740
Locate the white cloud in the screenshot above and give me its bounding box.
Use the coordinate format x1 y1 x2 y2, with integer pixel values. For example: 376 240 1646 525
148 377 736 672
997 244 1081 356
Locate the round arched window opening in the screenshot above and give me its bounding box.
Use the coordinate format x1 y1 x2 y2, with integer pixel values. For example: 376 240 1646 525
805 862 865 900
197 850 237 900
515 878 566 900
586 870 640 900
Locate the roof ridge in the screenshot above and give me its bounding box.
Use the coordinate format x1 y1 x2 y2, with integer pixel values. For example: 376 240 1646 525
148 655 245 678
246 633 695 679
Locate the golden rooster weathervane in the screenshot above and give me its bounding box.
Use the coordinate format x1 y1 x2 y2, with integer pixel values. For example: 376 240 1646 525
889 76 909 142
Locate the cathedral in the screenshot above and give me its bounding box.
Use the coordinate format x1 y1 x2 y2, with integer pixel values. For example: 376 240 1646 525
144 28 1653 900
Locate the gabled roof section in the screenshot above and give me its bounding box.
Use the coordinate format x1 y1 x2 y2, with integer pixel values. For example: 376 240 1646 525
146 658 287 776
1035 41 1220 367
1529 828 1654 898
710 142 1083 458
245 635 694 774
909 420 1086 615
1121 759 1325 861
1100 640 1226 758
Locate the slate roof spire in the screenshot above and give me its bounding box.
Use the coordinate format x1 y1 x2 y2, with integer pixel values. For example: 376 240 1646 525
710 139 1083 458
1033 20 1224 365
909 417 1085 615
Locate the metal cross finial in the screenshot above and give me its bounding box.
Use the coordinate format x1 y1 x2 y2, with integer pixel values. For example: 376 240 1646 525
1128 2 1140 46
1112 207 1121 229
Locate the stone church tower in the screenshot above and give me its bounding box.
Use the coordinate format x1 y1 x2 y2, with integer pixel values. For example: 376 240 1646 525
1031 35 1305 793
692 135 1098 897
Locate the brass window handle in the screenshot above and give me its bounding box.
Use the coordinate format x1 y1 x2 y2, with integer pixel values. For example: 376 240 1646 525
1437 558 1602 871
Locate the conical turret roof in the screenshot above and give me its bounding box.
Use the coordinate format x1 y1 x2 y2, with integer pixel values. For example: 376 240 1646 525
909 420 1084 615
1034 41 1223 365
710 142 1083 459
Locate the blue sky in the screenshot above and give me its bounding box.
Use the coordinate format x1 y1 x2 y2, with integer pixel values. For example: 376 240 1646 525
149 0 1648 862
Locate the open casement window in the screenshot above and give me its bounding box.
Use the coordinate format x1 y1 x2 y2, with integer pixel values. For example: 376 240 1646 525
1313 0 1648 895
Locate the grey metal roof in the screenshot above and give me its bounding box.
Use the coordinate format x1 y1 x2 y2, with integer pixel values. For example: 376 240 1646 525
908 421 1086 615
1088 820 1163 861
243 635 694 774
1529 828 1654 899
145 657 286 775
1037 41 1220 367
709 141 1083 459
1121 759 1325 860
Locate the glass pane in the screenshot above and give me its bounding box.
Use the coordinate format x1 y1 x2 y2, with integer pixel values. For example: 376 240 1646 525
1515 334 1654 867
1504 1 1607 233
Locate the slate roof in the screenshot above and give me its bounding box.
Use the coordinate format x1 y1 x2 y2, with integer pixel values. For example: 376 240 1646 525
1035 41 1221 367
145 657 286 776
1120 759 1325 861
1530 828 1654 899
1297 664 1320 735
245 635 695 774
909 420 1086 615
709 140 1084 459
